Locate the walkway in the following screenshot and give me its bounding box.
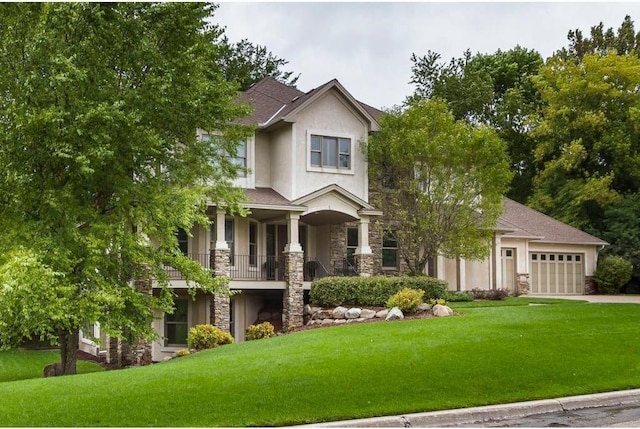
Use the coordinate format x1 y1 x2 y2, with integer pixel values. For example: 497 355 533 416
533 294 640 304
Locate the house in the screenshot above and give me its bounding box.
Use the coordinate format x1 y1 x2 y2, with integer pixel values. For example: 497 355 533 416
79 77 607 363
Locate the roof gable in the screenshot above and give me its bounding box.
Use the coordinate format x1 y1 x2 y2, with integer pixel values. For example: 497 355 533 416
238 77 382 131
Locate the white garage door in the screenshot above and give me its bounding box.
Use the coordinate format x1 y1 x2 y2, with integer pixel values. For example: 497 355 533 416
530 253 584 294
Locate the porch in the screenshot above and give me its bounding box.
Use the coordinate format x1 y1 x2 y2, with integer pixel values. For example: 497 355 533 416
164 253 358 282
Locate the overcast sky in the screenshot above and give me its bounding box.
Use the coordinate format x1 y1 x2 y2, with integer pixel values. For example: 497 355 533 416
213 2 640 110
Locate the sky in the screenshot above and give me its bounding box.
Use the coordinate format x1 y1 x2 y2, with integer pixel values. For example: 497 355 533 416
213 1 640 110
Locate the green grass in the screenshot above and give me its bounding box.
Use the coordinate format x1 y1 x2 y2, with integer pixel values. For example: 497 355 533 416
0 301 639 426
0 349 104 382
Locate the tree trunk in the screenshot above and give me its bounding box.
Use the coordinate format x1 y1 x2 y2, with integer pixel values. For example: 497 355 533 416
58 328 79 375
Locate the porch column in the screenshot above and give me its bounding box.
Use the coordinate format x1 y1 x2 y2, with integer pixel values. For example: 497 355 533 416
283 213 304 331
456 257 466 291
493 233 503 290
354 216 374 277
210 208 231 333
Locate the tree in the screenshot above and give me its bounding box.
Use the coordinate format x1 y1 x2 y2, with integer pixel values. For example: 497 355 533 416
0 3 251 375
528 52 640 231
410 47 543 203
557 15 640 61
216 37 299 91
367 99 512 275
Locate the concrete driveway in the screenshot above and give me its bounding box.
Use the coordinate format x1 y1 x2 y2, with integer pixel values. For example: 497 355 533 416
532 294 640 304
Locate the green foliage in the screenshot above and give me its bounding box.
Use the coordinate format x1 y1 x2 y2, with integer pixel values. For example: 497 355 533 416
470 289 510 301
216 37 299 90
445 291 474 302
557 15 640 61
428 298 448 306
600 194 640 277
410 46 543 203
593 256 633 294
386 288 424 313
187 324 234 351
368 99 512 274
174 349 191 358
0 3 250 373
245 322 276 341
310 276 448 307
529 52 640 231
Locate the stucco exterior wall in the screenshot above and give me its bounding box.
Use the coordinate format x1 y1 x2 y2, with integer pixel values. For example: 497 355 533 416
270 126 294 199
291 90 370 201
254 132 271 188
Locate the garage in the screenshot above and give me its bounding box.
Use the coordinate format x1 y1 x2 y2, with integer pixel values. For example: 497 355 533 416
530 253 585 294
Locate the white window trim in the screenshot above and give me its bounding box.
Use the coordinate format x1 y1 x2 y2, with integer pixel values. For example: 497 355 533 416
306 129 355 175
196 129 255 189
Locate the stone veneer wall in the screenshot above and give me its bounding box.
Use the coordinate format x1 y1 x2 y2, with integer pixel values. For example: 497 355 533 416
283 251 304 331
329 219 412 276
584 276 596 295
329 223 349 272
210 248 231 332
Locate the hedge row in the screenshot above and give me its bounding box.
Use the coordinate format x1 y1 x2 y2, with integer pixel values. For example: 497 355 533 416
310 275 448 307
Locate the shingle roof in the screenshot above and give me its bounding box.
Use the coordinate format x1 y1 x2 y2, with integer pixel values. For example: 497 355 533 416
500 198 608 245
238 77 383 128
243 187 295 207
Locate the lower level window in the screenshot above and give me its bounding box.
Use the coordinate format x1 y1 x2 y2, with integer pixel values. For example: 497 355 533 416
165 298 188 346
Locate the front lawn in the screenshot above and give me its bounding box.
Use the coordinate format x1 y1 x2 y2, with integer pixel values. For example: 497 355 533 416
0 300 639 426
0 349 104 383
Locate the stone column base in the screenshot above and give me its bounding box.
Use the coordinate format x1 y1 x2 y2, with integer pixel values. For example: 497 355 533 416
516 273 530 296
283 251 304 332
354 253 374 277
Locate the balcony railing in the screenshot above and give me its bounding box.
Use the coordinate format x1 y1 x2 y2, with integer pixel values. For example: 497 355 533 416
163 254 335 282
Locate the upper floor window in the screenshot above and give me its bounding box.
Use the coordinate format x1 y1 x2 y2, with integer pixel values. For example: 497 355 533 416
227 140 247 177
201 133 247 178
310 135 351 169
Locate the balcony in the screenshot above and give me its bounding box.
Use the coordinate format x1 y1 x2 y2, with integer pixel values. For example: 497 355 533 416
164 254 350 282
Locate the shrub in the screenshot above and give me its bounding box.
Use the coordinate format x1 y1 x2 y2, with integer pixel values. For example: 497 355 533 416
386 288 425 313
594 256 633 294
446 291 474 302
310 275 448 307
174 348 190 357
246 322 276 341
470 288 510 300
428 298 447 306
187 324 234 351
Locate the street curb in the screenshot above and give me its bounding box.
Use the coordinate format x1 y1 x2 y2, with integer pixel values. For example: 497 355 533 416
296 389 640 427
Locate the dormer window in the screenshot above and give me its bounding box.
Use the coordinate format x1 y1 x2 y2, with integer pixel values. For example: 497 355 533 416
310 134 351 169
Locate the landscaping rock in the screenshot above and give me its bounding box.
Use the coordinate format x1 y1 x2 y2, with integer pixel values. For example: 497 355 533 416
321 318 334 325
345 308 362 319
375 309 389 319
417 303 432 312
361 309 376 319
333 306 348 319
303 304 312 316
386 307 404 321
314 310 333 320
432 304 454 317
335 319 347 325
